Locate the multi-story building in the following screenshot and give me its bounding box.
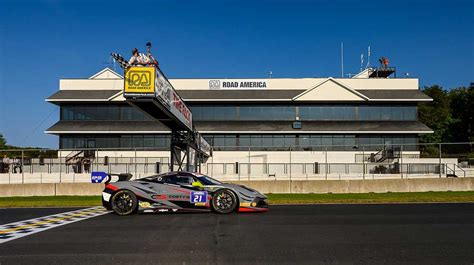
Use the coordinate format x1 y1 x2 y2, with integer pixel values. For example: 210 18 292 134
46 67 433 177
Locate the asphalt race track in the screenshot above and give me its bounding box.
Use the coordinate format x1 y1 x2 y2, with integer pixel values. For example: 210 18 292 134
0 204 473 265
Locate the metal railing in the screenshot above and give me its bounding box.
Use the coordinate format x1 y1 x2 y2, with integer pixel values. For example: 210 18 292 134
0 142 473 183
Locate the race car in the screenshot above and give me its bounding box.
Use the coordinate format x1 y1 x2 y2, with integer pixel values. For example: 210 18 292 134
93 171 268 215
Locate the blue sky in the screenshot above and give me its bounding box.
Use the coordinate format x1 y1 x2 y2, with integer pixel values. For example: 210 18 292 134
0 0 473 148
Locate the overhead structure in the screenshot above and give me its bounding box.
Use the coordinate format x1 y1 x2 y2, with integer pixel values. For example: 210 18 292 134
111 53 211 171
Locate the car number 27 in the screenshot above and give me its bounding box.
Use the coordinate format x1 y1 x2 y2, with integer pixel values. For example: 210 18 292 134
190 191 207 203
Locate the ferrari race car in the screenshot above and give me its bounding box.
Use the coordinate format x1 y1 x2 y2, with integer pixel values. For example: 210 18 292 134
92 171 268 215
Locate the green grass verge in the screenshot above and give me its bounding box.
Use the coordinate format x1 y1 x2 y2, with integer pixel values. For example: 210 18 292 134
266 191 474 204
0 191 473 208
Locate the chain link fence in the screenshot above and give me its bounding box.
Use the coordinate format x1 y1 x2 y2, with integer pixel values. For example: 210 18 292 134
0 142 473 184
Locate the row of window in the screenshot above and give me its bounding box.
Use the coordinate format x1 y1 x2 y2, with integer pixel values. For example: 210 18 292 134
60 135 170 149
60 104 417 121
190 104 417 121
203 134 418 151
61 104 152 121
60 134 418 151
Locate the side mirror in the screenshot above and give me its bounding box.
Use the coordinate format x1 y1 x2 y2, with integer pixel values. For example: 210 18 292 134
192 181 203 188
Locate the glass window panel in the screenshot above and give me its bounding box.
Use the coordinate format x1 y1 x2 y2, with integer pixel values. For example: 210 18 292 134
370 136 383 149
284 135 296 147
359 106 369 120
299 135 310 147
380 106 392 120
370 106 381 120
239 135 250 148
155 136 168 148
75 137 86 148
358 135 371 149
133 136 144 148
189 106 203 121
121 136 132 148
403 106 416 120
224 135 237 148
214 106 237 120
333 135 344 151
261 135 273 148
299 106 311 120
392 106 403 120
344 135 356 150
108 106 120 120
122 106 132 120
107 137 120 148
143 136 155 148
321 136 332 150
321 106 332 120
310 135 322 150
273 136 284 148
213 136 225 148
250 135 262 146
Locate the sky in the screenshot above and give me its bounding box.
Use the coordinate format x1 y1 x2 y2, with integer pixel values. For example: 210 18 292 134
0 0 473 148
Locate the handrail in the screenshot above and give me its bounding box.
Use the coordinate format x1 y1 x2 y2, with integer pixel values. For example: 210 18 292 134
454 164 466 178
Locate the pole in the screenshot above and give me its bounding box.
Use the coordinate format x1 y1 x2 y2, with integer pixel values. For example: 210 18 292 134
438 143 442 178
325 147 328 180
341 42 344 78
289 146 292 181
134 148 137 179
362 146 365 180
289 146 292 193
400 145 404 179
248 146 251 181
21 150 24 184
59 150 62 183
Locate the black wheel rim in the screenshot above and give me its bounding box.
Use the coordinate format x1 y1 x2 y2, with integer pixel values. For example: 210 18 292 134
113 192 134 214
215 191 233 211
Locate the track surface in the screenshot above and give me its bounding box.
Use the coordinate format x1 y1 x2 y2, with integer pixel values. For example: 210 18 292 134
0 204 473 265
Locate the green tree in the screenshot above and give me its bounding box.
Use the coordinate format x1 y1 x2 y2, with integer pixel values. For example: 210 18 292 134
418 85 452 143
448 86 473 143
0 134 6 149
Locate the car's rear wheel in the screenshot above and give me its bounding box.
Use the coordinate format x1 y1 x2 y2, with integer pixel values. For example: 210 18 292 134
211 189 238 214
110 190 138 216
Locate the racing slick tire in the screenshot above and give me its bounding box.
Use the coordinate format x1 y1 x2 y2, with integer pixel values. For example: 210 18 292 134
110 190 138 216
211 189 238 214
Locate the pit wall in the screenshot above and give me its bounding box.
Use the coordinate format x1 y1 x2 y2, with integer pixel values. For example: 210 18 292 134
0 178 472 197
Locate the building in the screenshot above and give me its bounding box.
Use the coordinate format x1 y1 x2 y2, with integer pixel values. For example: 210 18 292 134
45 67 435 178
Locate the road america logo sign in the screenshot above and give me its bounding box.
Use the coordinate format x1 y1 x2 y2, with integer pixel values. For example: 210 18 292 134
209 80 220 89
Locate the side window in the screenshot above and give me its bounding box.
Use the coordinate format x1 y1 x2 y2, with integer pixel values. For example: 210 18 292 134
176 175 194 185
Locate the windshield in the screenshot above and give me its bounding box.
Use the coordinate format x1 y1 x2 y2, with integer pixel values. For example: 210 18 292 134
197 175 222 185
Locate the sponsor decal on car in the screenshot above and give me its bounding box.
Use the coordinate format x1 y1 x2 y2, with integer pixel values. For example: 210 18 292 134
139 202 151 208
190 191 208 203
152 194 167 200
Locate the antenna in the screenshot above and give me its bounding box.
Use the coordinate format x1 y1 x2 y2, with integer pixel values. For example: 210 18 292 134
269 71 273 79
360 54 364 72
341 42 344 78
366 45 371 69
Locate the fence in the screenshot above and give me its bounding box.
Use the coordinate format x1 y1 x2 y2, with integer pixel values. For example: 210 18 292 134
0 142 473 184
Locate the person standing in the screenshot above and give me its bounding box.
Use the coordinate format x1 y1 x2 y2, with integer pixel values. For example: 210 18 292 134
2 155 10 173
128 48 150 66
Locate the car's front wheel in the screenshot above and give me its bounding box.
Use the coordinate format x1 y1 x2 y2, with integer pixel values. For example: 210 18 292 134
110 190 138 216
211 189 238 214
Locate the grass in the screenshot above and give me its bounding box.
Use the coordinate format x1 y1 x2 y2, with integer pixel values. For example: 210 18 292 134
0 191 473 208
266 191 474 204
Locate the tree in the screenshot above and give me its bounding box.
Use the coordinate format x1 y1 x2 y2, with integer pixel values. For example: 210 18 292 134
418 85 452 143
448 86 473 143
0 134 6 149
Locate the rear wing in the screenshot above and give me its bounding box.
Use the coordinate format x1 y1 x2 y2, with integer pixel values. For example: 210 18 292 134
91 172 133 184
